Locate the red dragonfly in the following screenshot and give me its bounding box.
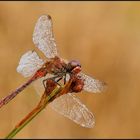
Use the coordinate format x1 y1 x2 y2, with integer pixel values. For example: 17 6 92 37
0 15 106 128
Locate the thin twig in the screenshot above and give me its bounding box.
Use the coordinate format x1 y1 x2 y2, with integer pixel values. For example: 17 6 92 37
5 85 60 139
5 78 73 139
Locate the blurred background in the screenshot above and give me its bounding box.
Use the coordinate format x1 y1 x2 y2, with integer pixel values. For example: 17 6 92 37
0 1 140 138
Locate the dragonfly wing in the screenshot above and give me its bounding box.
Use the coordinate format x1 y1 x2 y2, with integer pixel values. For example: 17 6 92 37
33 15 58 58
17 50 44 77
49 93 95 128
79 72 107 93
32 73 94 128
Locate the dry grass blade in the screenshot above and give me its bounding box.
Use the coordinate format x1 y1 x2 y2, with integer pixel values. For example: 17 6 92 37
5 78 73 139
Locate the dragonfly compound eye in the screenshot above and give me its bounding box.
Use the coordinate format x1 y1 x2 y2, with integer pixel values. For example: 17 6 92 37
68 60 81 71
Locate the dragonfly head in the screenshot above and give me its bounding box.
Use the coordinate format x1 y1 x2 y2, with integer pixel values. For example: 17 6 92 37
68 60 81 74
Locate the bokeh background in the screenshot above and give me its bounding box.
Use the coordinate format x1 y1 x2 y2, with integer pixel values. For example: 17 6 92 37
0 1 140 138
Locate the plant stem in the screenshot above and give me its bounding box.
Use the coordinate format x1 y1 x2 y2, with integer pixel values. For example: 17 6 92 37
5 86 60 139
5 77 73 139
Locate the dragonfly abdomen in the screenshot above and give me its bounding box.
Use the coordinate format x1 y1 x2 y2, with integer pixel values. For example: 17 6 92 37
0 76 37 108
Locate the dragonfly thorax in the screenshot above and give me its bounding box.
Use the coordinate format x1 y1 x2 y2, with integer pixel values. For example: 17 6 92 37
44 56 67 75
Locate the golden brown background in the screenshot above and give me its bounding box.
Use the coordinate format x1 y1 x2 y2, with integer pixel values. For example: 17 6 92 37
0 1 140 138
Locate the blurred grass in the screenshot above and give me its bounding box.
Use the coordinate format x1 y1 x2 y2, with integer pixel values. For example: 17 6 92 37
0 1 140 138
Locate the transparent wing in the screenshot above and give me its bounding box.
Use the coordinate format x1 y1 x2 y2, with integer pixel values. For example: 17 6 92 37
17 50 44 77
58 58 106 93
50 93 95 128
33 15 58 58
79 72 107 93
33 77 95 128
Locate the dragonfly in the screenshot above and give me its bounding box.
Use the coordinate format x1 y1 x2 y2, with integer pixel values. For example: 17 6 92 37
0 15 106 128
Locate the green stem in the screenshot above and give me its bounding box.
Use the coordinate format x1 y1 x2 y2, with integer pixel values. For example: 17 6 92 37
5 86 61 139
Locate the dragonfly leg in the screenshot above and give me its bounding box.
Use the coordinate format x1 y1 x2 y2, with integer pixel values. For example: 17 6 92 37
43 79 47 88
51 76 63 87
56 77 63 82
43 78 56 88
43 75 63 89
64 73 67 85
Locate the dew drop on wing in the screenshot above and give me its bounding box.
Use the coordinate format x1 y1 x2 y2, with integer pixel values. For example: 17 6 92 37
78 72 107 93
33 76 95 128
17 50 44 77
49 93 95 128
32 15 58 59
